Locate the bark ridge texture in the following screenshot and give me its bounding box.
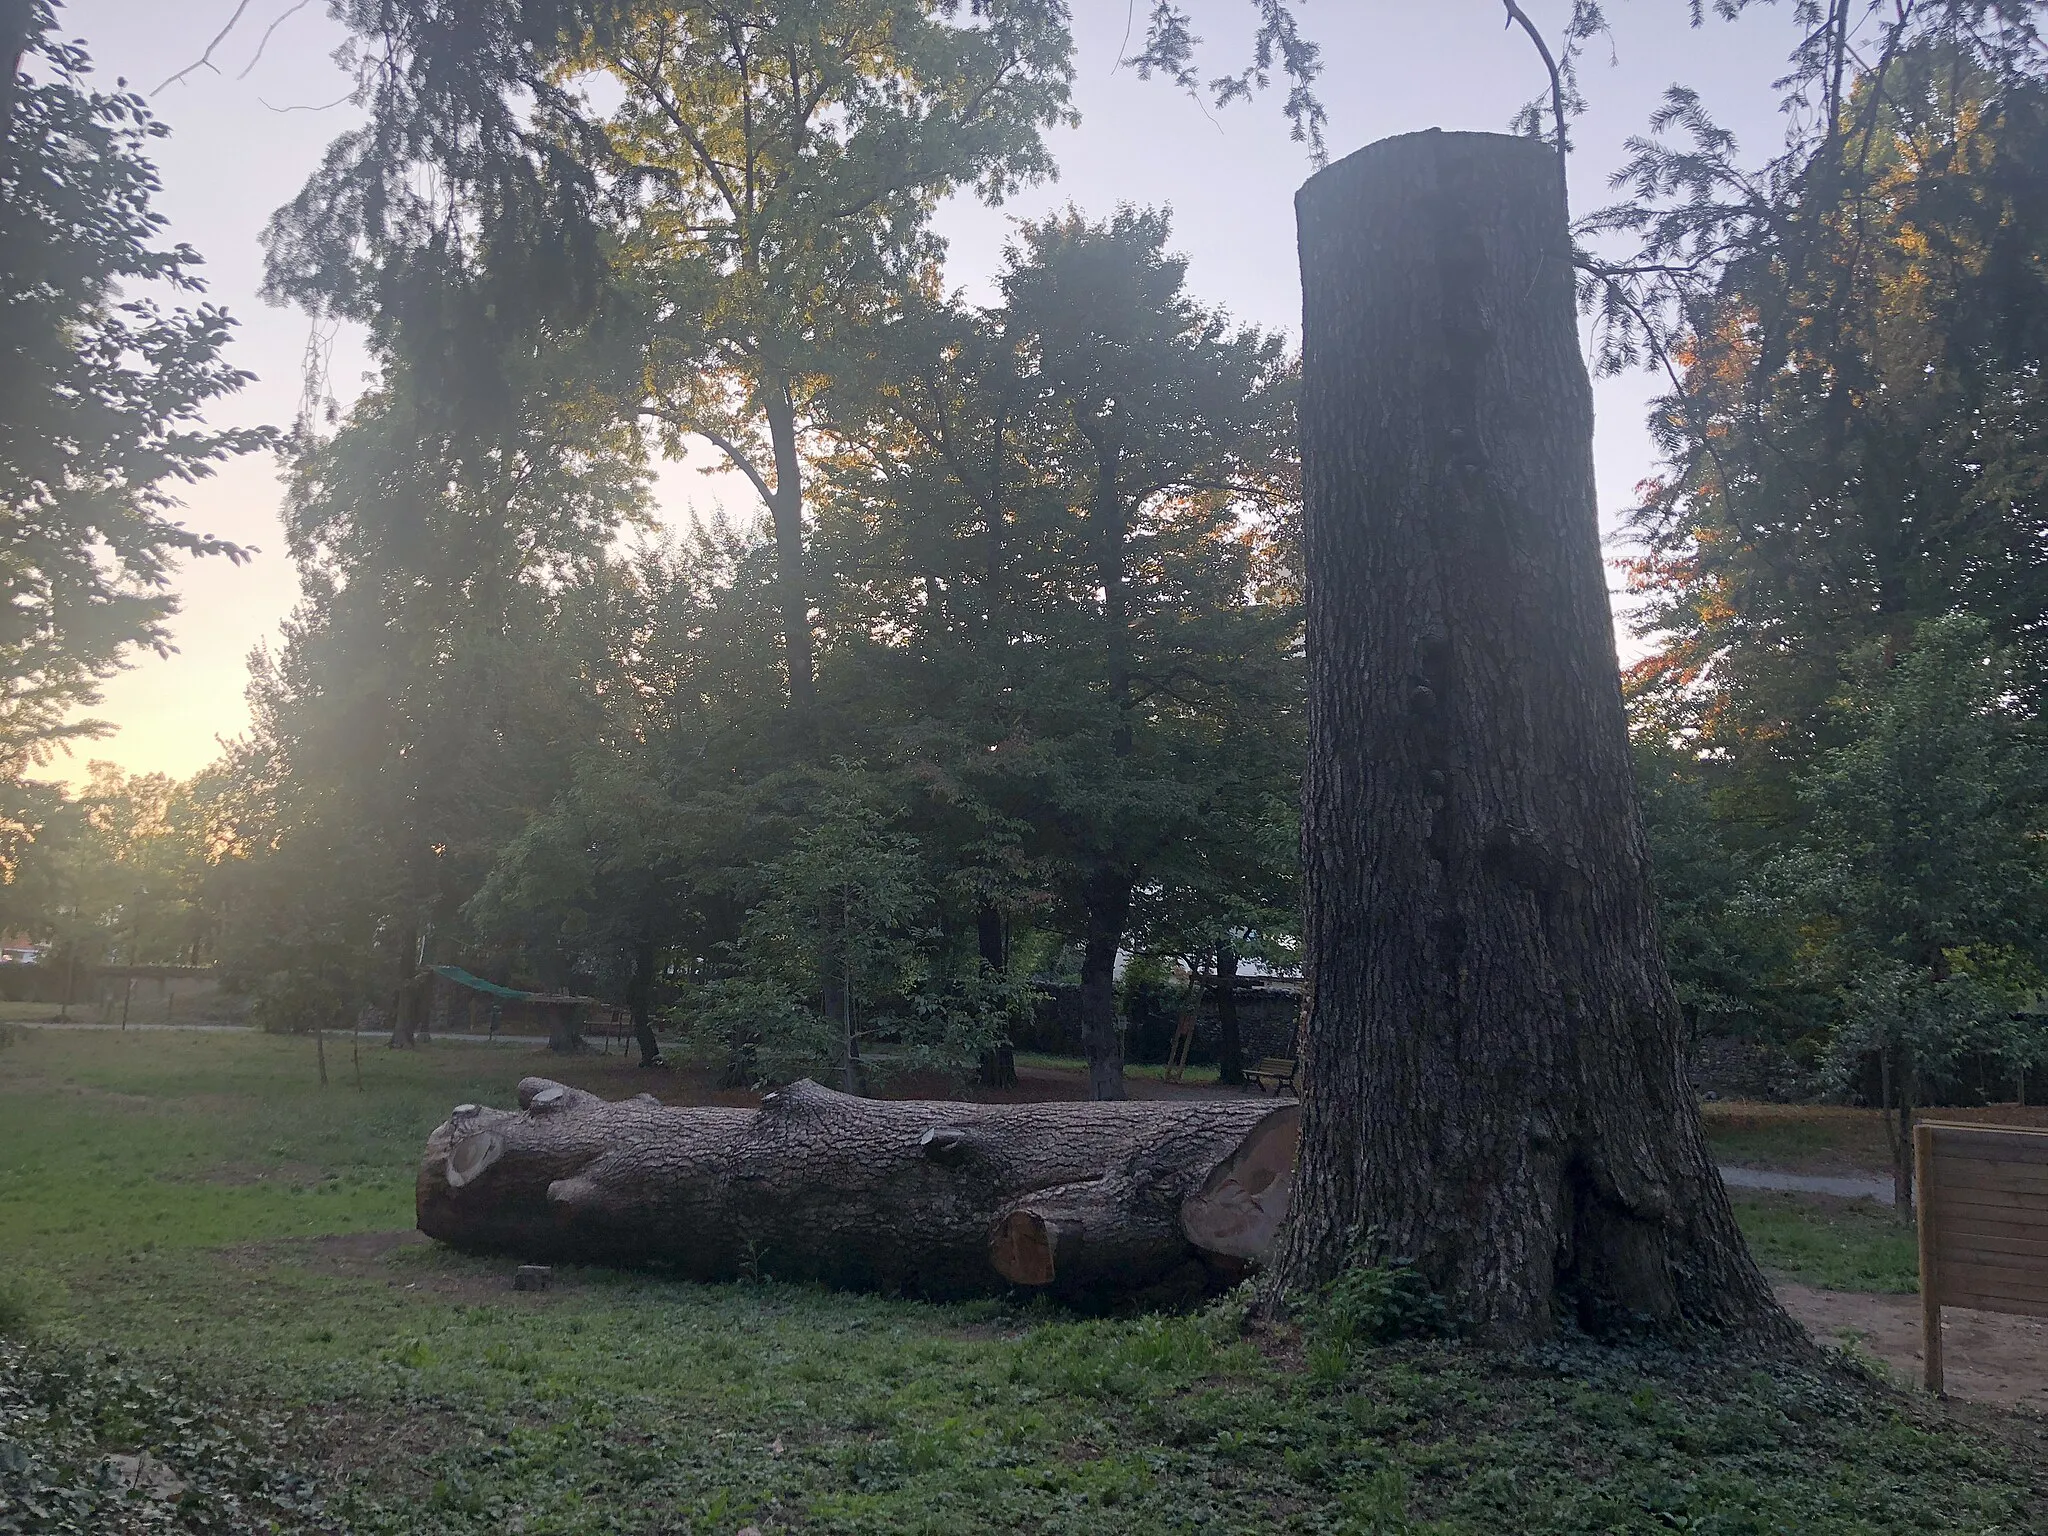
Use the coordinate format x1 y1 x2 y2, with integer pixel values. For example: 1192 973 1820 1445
418 1077 1298 1300
1281 129 1789 1342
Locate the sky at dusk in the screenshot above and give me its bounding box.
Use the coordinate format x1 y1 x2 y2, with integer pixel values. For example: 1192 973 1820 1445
44 0 1804 786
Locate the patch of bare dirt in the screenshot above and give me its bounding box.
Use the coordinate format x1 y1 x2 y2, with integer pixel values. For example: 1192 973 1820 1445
295 1397 480 1504
1779 1282 2048 1411
224 1228 576 1302
219 1229 424 1277
298 1229 432 1274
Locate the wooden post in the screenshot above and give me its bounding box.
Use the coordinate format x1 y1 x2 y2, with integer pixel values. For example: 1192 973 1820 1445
1915 1121 1942 1394
1164 1011 1197 1084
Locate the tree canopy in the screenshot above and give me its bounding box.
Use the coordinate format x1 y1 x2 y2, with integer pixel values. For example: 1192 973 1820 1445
0 3 267 773
8 0 2046 1153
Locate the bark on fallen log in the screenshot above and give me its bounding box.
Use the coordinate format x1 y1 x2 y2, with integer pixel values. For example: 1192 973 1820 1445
416 1077 1299 1300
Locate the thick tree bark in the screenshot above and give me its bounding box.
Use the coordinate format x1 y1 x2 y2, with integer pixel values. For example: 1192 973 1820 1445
1278 131 1790 1343
1079 870 1131 1101
418 1077 1298 1300
1214 945 1246 1086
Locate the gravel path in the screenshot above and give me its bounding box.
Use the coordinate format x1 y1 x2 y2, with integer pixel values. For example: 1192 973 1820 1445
1718 1165 1896 1202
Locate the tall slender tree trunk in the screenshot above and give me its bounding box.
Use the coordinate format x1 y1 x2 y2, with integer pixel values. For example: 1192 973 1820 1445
1090 442 1133 757
1214 944 1246 1086
1071 434 1134 1101
1882 1046 1917 1217
764 379 817 738
840 977 864 1097
977 901 1017 1089
1277 130 1788 1343
389 929 421 1049
629 938 661 1068
982 409 1007 608
1079 870 1131 1102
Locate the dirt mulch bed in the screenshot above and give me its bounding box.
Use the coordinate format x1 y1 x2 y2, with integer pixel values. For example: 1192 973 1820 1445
1781 1282 2048 1411
222 1229 560 1302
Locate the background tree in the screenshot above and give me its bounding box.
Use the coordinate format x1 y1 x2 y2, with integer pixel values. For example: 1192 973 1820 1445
981 208 1299 1098
230 1 1303 1086
1 4 265 771
803 210 1301 1099
269 0 1075 739
219 330 645 1035
693 767 1018 1090
811 280 1066 1085
1125 784 1301 1087
0 776 75 949
1591 14 2048 1143
1601 29 2048 827
1631 737 1821 1049
1791 614 2048 1208
463 535 791 1067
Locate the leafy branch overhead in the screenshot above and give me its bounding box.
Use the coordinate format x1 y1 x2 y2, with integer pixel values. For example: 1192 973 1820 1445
0 9 272 771
1126 0 1328 158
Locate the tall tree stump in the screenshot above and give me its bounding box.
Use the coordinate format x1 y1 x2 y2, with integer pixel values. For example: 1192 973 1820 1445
1275 130 1789 1342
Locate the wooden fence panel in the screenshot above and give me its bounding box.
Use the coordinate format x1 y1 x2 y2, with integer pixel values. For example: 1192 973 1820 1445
1916 1121 2048 1394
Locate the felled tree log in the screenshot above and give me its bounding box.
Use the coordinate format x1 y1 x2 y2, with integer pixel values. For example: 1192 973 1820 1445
417 1077 1299 1300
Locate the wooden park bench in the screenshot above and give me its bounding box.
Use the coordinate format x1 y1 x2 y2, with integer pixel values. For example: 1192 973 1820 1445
1244 1056 1298 1095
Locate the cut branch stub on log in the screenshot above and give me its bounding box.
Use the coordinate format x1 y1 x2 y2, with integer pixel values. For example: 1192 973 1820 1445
417 1078 1298 1301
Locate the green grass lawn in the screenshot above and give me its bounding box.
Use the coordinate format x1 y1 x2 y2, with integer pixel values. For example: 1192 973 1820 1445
1730 1193 1920 1293
1700 1099 2048 1177
1 1027 2040 1533
1700 1103 1896 1175
1013 1051 1225 1086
